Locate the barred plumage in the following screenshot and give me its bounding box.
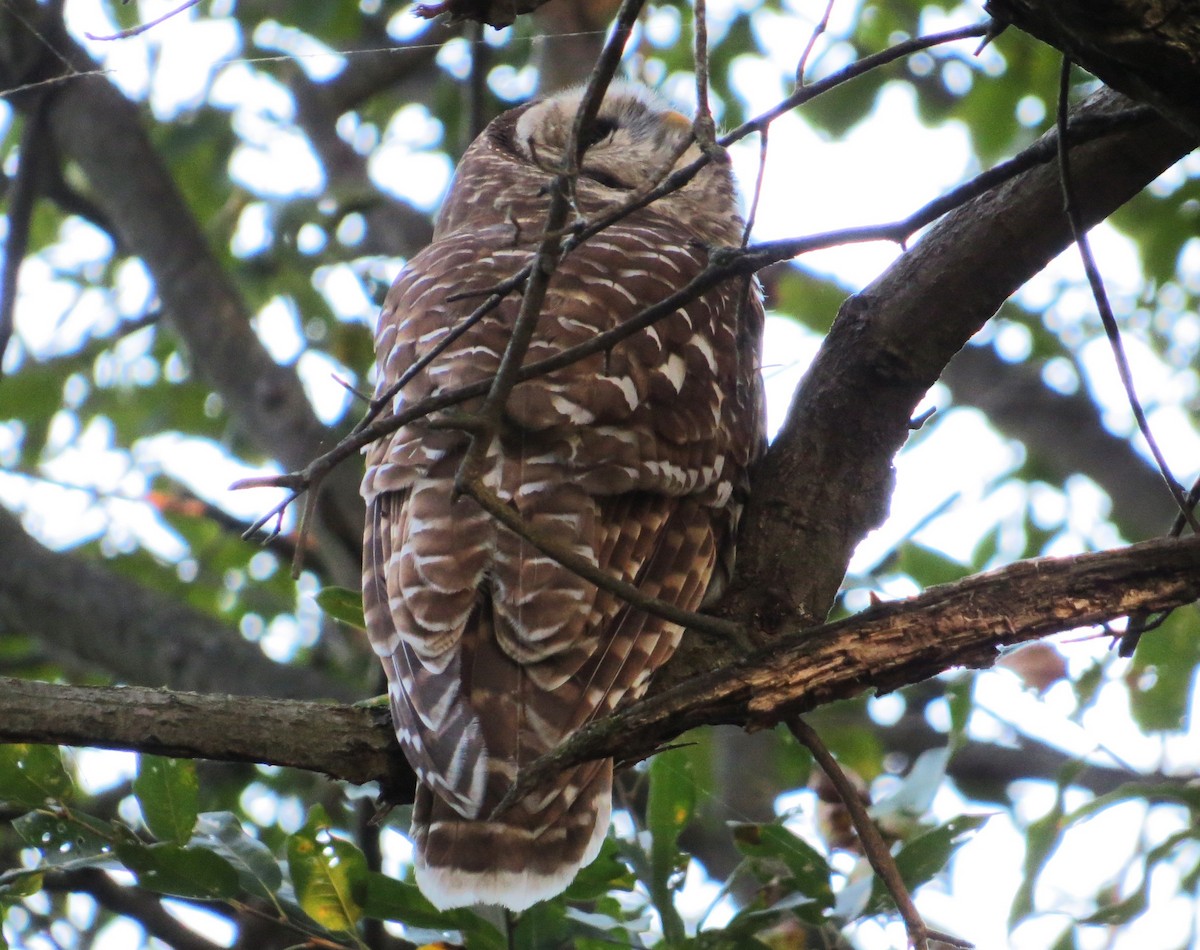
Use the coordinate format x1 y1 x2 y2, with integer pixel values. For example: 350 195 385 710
361 83 765 911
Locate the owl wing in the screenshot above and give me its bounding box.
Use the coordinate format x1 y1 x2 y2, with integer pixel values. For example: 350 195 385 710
361 215 764 910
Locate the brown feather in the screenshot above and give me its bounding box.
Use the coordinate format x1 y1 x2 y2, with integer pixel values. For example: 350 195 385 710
361 83 765 911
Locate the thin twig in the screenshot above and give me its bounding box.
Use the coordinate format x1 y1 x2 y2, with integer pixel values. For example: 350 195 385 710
458 475 742 642
1055 58 1200 535
742 125 768 247
354 274 524 437
692 0 718 153
289 480 323 577
85 0 202 40
788 719 973 950
795 0 837 86
453 0 647 492
331 374 372 404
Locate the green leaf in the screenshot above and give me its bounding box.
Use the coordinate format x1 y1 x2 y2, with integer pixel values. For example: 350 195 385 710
315 586 366 629
134 756 198 845
866 815 988 915
0 746 73 807
771 266 846 333
1127 607 1200 732
115 842 240 900
13 810 115 869
895 543 970 588
512 899 569 950
0 869 44 900
645 748 695 943
944 678 973 751
362 872 506 948
191 812 282 900
563 836 635 901
732 821 835 920
287 805 367 931
1079 885 1147 925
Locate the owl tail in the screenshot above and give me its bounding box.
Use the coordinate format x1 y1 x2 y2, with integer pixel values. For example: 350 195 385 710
410 758 613 911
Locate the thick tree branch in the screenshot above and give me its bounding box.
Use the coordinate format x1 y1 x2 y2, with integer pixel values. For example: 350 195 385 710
0 677 402 791
4 538 1197 804
498 535 1200 810
987 0 1200 138
712 87 1196 653
0 508 355 701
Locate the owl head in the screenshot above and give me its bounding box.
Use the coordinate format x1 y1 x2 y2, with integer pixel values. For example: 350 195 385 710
435 82 744 245
514 82 698 190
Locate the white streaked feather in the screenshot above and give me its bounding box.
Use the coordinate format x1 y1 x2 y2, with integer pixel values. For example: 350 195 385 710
414 793 610 911
661 353 686 392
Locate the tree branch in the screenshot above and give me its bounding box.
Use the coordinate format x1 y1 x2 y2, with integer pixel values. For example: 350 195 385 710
5 538 1197 806
715 86 1196 649
986 0 1200 138
0 677 404 792
497 535 1200 811
43 869 223 950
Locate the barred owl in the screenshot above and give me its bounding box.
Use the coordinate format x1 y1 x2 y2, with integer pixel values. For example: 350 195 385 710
361 83 765 911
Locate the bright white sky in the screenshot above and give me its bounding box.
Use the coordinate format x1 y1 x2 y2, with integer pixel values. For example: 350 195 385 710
3 1 1199 949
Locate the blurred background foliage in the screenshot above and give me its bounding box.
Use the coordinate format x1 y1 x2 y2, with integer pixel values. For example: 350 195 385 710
1 0 1198 947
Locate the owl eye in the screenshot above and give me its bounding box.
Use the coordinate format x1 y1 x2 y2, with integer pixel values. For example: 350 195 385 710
580 117 618 150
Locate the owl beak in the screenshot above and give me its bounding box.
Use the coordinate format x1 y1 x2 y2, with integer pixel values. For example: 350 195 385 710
663 110 693 135
663 111 703 169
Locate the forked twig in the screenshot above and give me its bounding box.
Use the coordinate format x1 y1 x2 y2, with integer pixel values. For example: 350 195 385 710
795 0 837 86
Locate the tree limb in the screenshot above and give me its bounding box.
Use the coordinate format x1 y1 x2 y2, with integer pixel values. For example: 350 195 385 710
4 538 1197 803
0 677 403 791
497 535 1200 811
987 0 1200 138
43 869 223 950
713 86 1196 651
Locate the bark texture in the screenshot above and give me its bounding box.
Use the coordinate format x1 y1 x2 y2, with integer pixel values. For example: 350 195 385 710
988 0 1200 137
3 537 1196 794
